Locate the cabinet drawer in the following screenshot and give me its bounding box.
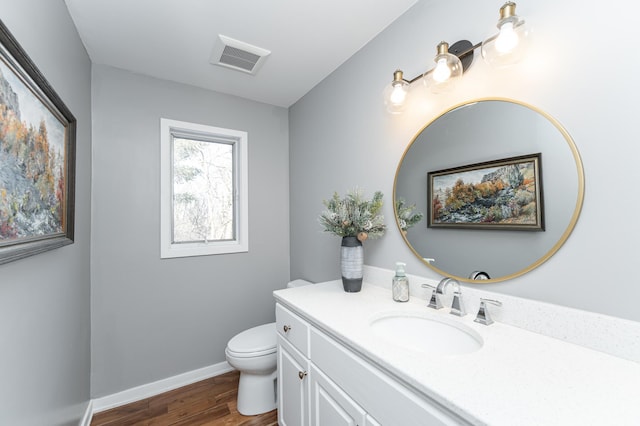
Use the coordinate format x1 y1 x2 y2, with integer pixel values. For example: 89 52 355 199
276 303 310 357
310 328 471 426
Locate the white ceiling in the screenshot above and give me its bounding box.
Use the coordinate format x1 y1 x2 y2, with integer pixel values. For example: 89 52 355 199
64 0 418 108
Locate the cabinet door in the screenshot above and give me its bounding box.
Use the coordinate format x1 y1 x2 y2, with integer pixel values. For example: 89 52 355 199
278 336 309 426
310 364 366 426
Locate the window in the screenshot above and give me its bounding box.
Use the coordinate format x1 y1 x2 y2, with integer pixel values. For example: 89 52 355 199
160 118 248 258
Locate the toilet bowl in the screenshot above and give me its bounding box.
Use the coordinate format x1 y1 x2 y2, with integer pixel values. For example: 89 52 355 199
225 323 278 415
225 279 312 416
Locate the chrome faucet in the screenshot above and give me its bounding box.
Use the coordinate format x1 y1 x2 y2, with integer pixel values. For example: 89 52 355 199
438 278 465 317
421 283 442 309
422 277 465 317
474 298 502 325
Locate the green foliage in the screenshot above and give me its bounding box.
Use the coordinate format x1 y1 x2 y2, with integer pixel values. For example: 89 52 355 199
174 166 202 184
318 188 386 239
174 193 198 203
485 205 504 222
515 189 535 206
395 198 423 231
506 165 524 188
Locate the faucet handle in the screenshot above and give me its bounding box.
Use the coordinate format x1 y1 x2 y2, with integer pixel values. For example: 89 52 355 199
474 298 502 325
450 291 466 317
421 284 443 309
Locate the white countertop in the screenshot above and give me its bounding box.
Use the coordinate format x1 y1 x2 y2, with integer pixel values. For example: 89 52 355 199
274 280 640 426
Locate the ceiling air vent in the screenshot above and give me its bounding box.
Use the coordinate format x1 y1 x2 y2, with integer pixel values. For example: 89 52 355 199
210 35 271 75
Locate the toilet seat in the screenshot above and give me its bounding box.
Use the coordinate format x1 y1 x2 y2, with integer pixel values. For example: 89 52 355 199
226 322 276 358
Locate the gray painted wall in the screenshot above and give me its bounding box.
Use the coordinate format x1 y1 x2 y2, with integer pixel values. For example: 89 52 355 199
90 65 290 397
0 1 92 425
290 0 640 322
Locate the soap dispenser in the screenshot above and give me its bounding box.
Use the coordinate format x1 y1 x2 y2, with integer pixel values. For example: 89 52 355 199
392 262 409 302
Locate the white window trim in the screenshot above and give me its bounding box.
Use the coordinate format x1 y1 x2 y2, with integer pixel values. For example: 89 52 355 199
160 118 248 258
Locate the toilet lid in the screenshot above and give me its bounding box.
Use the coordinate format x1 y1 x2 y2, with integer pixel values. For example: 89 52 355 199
227 322 276 357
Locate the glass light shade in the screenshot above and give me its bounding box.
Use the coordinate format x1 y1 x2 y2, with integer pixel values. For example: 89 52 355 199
423 42 463 94
481 2 529 68
383 70 410 114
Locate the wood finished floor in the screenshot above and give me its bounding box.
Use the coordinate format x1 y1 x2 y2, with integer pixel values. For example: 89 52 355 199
90 370 278 426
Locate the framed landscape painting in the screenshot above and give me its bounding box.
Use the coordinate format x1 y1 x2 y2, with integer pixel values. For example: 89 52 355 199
428 153 544 231
0 20 76 265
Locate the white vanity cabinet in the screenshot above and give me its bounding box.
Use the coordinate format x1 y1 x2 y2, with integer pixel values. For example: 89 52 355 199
276 303 311 426
275 280 640 425
276 302 470 426
277 302 374 426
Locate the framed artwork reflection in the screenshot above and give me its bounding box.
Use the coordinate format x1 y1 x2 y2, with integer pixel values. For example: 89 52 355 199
428 153 544 231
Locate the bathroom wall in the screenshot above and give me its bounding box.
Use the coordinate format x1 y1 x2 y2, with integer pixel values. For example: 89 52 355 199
90 65 290 397
0 1 92 425
289 0 640 322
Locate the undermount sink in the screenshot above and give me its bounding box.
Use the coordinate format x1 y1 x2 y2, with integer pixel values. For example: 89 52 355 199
369 312 483 356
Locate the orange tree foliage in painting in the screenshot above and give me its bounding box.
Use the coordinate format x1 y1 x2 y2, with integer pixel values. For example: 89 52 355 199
0 103 63 239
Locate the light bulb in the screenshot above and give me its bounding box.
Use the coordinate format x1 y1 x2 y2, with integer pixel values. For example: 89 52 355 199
423 42 463 94
433 58 452 83
389 83 408 104
481 2 529 68
383 70 410 114
495 21 518 53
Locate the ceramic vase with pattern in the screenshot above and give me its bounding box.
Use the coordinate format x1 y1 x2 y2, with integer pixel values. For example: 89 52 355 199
341 236 363 292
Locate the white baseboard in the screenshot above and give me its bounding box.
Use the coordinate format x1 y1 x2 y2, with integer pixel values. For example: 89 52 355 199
79 400 93 426
91 361 233 414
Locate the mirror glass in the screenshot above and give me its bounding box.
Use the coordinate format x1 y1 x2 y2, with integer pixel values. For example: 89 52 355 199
394 98 584 283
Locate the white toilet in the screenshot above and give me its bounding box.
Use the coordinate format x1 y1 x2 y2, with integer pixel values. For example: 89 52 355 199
225 279 312 416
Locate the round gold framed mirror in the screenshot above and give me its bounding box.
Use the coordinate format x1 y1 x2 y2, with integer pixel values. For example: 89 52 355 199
393 98 584 283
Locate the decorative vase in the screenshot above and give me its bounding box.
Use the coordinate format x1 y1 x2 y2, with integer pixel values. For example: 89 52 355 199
341 236 363 292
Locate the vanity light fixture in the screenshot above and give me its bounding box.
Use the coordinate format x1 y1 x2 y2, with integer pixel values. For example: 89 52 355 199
383 2 529 114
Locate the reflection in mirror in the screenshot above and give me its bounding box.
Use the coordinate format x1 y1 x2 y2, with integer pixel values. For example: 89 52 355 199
394 99 584 283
